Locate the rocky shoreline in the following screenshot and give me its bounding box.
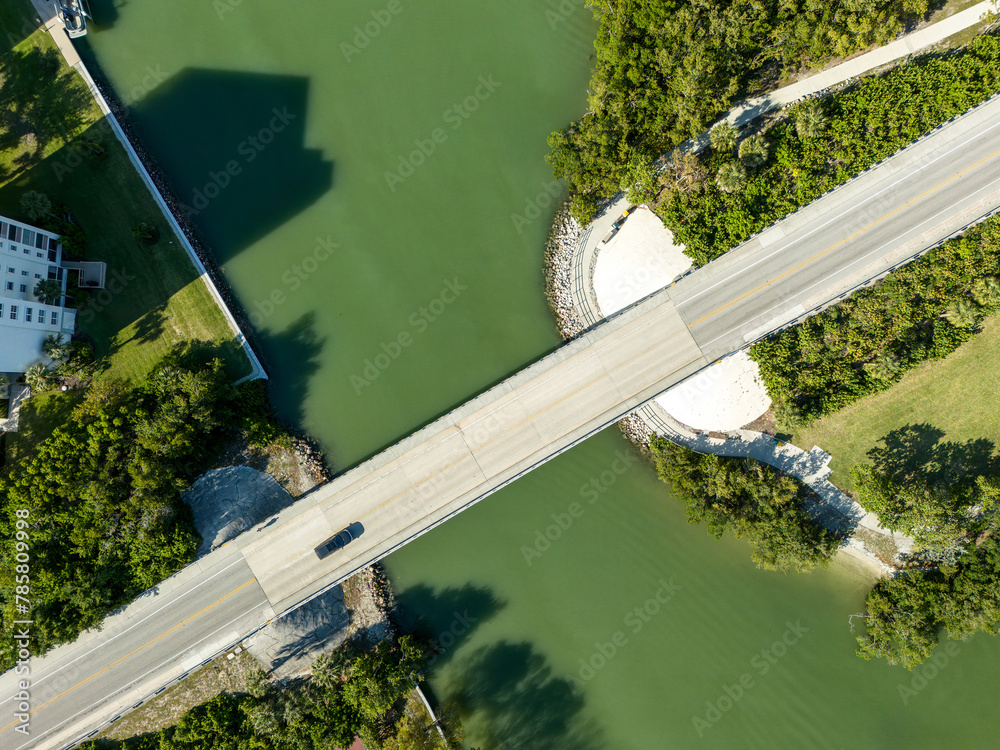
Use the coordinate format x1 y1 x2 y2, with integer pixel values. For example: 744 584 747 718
543 201 586 340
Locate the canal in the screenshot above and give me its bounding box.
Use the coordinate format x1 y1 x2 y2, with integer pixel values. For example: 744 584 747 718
80 0 1000 746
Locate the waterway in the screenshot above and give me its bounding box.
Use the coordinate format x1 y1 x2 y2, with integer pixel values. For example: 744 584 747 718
78 1 1000 747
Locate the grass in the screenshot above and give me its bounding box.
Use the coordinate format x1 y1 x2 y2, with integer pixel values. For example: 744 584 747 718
791 314 1000 493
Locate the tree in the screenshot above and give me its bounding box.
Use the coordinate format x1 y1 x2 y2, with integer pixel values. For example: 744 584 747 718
661 150 707 194
650 437 840 572
794 99 828 138
42 333 70 361
942 298 980 328
20 190 51 221
709 121 738 153
972 276 1000 309
863 353 900 383
33 278 62 305
131 222 160 247
24 362 53 392
715 161 747 193
738 134 769 168
342 637 424 722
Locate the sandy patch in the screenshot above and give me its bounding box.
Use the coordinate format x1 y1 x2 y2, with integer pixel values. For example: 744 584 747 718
655 354 771 432
592 208 691 316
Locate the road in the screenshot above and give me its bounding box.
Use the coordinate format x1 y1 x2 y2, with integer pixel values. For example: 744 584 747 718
3 93 1000 750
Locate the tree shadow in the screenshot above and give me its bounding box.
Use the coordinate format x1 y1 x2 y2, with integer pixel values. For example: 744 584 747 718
0 3 41 56
255 312 325 428
393 583 505 670
125 67 334 264
0 45 96 178
447 641 604 750
867 423 999 491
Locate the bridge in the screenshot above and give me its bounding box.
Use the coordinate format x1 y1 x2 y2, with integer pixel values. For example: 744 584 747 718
5 94 1000 750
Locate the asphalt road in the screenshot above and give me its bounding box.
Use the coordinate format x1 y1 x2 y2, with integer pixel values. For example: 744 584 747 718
4 94 1000 750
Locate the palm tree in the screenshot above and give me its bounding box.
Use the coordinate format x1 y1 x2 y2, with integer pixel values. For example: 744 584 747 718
20 190 52 221
42 333 70 362
131 222 160 247
795 100 828 139
34 278 63 306
972 276 1000 309
738 134 769 168
942 299 980 329
715 161 747 193
24 363 53 393
864 353 901 382
709 121 738 153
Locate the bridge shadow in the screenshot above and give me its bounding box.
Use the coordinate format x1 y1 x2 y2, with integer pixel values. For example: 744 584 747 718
118 66 333 265
866 423 999 490
445 640 605 750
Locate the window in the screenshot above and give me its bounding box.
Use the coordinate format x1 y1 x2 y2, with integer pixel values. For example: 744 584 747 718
34 274 40 279
0 304 3 317
21 270 28 276
36 252 43 258
50 311 58 325
22 247 29 255
19 284 26 293
4 281 11 291
6 267 13 274
25 308 31 323
10 305 18 320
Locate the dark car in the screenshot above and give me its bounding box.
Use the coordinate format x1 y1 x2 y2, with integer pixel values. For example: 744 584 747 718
315 527 355 559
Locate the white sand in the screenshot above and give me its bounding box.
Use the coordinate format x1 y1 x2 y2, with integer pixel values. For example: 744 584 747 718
590 209 771 431
592 208 691 316
654 353 771 432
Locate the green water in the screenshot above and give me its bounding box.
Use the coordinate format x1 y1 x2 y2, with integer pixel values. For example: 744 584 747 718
78 1 1000 748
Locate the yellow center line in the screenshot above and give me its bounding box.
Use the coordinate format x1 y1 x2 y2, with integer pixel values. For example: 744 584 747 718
0 578 256 734
689 146 1000 329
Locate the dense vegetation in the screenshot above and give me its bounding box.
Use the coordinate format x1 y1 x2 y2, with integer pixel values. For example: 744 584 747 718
857 535 1000 668
750 216 1000 425
546 0 932 223
657 35 1000 264
0 352 284 671
78 637 451 750
649 437 840 571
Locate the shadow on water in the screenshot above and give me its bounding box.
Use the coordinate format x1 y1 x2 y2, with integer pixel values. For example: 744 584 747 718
255 311 326 429
393 583 505 669
867 423 999 489
85 0 123 31
126 67 334 264
447 640 604 750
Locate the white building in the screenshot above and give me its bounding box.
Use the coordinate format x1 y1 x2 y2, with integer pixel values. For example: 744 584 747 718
0 214 77 374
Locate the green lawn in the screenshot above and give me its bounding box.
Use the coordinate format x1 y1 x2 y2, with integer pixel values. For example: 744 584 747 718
792 314 1000 493
0 17 250 385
